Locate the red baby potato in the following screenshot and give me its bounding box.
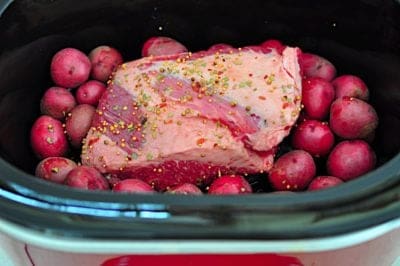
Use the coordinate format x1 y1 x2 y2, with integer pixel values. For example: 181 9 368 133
40 87 77 120
329 97 378 139
141 36 188 57
88 45 123 82
76 80 107 106
299 52 337 81
30 115 68 159
112 179 155 193
268 150 316 191
327 140 376 181
292 120 335 157
66 104 96 147
302 77 335 120
208 43 233 53
166 183 203 195
260 39 285 54
332 75 369 101
35 157 77 184
50 48 91 88
308 176 343 191
208 175 252 195
65 166 109 190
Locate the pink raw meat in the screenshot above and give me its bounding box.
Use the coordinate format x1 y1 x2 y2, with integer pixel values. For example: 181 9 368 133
82 45 302 190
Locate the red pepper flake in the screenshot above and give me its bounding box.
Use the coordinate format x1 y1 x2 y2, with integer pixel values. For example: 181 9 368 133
248 73 253 77
258 96 266 100
191 81 201 93
88 137 99 146
196 138 206 147
282 102 290 109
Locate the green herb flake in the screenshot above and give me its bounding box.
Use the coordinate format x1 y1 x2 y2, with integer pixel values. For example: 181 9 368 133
238 80 252 88
156 74 165 81
142 93 151 101
127 124 135 132
146 153 154 160
131 152 139 160
114 79 122 86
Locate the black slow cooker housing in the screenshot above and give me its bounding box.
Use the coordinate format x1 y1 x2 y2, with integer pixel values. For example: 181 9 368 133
0 0 399 239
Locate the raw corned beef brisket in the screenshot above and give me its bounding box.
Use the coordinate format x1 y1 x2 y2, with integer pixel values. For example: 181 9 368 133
81 44 302 190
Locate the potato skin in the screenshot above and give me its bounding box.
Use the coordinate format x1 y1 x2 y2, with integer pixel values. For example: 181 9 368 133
332 75 369 101
208 43 233 53
35 157 77 183
141 36 188 57
302 77 335 120
65 166 109 190
308 176 343 191
66 104 96 148
299 52 337 81
208 175 252 195
291 120 335 157
76 80 106 106
327 140 376 181
40 87 76 120
112 179 155 193
50 48 91 88
89 45 123 82
329 96 378 140
268 150 316 191
30 115 68 159
166 183 203 195
260 39 286 54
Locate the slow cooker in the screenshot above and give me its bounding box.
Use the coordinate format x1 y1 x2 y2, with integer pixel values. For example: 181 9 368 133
0 0 399 265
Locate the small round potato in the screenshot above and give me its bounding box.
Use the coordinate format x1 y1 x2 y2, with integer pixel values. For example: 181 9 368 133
65 104 96 148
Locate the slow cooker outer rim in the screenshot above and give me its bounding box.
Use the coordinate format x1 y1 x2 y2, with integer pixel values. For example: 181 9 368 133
1 170 400 239
1 217 400 253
